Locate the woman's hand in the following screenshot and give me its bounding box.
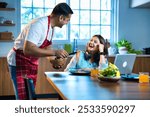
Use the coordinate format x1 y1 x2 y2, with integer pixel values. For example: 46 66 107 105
98 43 104 53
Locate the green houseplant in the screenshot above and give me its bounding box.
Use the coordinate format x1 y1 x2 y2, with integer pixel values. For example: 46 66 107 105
115 39 132 50
115 39 142 54
115 39 131 54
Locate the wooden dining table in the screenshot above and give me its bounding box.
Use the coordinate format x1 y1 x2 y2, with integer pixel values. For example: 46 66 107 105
45 72 150 100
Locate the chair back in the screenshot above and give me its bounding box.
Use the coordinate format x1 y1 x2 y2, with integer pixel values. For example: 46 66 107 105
24 76 36 100
24 75 59 100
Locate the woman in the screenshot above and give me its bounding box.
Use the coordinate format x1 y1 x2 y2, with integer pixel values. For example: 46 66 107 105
64 35 108 71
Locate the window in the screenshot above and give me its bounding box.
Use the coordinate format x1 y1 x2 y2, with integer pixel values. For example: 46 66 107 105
21 0 118 43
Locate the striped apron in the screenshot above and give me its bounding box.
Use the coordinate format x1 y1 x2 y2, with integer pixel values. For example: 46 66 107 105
13 15 53 99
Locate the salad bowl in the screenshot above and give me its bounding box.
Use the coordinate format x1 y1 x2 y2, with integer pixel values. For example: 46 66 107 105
98 76 120 82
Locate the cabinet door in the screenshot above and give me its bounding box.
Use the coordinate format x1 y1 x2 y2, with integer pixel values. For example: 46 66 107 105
0 57 14 96
131 0 150 8
107 56 150 74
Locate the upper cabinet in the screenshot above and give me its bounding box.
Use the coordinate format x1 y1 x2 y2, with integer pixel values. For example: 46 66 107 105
131 0 150 8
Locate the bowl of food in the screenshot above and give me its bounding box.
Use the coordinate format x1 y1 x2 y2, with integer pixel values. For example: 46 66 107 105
0 2 8 8
50 57 67 69
98 63 121 82
98 77 120 82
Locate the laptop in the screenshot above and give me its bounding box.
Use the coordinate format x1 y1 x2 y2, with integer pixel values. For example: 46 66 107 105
114 54 139 79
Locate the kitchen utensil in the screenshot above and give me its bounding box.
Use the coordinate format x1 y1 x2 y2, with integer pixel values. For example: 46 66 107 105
69 52 77 55
4 20 13 24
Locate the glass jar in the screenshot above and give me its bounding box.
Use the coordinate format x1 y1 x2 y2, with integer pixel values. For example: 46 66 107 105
0 17 5 24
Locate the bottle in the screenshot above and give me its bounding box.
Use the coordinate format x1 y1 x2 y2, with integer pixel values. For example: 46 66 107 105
73 39 78 52
0 17 5 24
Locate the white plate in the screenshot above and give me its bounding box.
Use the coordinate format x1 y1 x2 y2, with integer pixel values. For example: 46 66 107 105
69 69 90 75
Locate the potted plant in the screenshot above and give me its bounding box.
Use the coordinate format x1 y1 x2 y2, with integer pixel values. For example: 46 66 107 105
115 39 132 54
115 39 142 54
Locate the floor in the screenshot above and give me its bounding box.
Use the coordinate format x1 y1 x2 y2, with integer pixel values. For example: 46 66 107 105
0 95 16 100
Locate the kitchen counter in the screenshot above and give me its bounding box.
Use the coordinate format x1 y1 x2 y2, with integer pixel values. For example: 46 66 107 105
0 57 14 96
108 54 150 57
0 54 8 57
2 54 150 58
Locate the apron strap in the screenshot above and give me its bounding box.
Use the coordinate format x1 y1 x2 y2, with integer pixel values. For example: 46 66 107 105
45 15 51 40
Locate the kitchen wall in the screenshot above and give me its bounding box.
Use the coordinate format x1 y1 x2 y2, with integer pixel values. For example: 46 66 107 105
0 0 20 56
0 0 150 56
119 0 150 50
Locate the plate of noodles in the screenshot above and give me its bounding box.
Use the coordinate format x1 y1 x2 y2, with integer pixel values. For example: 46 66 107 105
69 68 90 75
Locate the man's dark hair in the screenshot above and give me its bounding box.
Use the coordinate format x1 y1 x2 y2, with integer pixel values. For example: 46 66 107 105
52 2 73 16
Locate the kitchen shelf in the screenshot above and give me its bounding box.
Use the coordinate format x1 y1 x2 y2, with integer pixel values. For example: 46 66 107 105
0 40 14 42
0 8 15 11
0 23 15 26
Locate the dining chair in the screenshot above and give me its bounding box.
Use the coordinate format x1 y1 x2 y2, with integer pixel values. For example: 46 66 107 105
24 76 59 100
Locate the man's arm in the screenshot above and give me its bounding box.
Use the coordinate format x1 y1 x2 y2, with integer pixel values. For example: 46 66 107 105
23 40 68 58
45 45 56 61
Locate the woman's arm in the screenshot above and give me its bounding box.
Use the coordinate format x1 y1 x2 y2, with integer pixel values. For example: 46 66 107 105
99 55 108 70
98 43 108 69
64 51 80 71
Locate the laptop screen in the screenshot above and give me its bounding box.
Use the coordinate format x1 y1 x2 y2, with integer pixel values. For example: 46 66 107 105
114 54 136 75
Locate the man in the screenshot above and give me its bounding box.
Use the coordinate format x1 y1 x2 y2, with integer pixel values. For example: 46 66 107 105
7 3 73 99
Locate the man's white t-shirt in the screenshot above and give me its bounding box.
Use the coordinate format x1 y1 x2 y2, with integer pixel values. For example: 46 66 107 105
7 16 54 66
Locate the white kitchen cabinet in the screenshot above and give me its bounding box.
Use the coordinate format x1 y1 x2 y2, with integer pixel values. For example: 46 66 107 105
131 0 150 8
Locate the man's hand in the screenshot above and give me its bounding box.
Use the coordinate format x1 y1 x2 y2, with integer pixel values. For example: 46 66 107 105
55 49 69 58
50 57 67 69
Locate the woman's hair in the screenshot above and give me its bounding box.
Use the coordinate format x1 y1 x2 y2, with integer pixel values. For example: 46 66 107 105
52 3 73 16
84 34 109 65
93 34 108 56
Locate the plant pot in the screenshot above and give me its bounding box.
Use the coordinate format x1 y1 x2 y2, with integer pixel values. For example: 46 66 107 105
118 47 128 54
